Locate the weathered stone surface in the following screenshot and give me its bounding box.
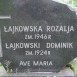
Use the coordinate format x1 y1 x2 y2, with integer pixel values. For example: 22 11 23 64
0 0 77 73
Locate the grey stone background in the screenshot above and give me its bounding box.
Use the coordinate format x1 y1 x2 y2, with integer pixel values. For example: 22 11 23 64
0 0 77 76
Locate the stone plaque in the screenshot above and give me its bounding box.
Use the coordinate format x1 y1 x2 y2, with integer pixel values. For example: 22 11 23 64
0 0 77 73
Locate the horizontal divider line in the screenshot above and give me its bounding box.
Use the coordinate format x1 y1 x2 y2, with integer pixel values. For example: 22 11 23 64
0 16 11 19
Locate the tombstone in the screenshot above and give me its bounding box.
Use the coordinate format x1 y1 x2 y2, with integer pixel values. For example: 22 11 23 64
0 0 77 73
